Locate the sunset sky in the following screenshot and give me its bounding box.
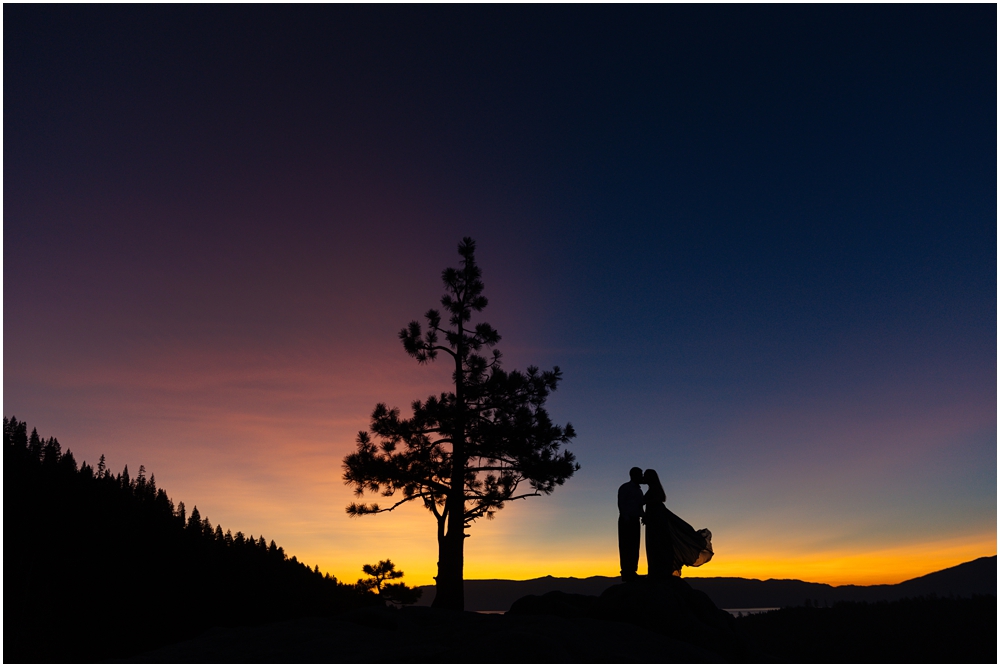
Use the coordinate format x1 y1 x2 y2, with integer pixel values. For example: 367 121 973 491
5 5 995 586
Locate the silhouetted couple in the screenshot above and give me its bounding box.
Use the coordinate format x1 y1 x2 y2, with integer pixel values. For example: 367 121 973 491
618 467 713 582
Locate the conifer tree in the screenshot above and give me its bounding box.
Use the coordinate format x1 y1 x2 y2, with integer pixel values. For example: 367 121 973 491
28 428 42 460
59 449 77 472
342 238 578 610
187 506 201 530
356 559 422 605
42 437 61 465
6 417 28 456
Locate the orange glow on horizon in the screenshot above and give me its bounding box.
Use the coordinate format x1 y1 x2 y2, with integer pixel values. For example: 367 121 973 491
302 515 996 588
679 535 997 586
451 548 998 588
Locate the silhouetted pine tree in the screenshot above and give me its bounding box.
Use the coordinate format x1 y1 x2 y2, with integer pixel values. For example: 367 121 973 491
28 427 42 460
343 238 578 610
356 559 422 605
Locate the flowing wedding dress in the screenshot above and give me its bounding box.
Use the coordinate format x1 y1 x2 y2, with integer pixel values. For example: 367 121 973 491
644 493 713 578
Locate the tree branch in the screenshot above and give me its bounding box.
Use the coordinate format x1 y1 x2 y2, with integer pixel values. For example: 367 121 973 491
429 345 458 359
463 490 540 505
466 465 518 472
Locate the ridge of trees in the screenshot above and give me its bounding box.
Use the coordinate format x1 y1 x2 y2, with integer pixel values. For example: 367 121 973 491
5 416 377 662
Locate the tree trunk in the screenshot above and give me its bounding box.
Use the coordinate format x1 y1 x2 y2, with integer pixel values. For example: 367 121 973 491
432 424 466 610
431 520 464 610
432 319 467 610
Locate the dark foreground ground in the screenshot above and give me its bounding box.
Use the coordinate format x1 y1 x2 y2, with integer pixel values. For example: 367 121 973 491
130 605 716 663
736 595 996 663
131 595 996 663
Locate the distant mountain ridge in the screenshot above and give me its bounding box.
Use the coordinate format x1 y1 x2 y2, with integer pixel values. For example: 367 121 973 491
416 555 997 611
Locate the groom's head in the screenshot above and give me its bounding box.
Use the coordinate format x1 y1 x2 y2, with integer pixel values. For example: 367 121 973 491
629 467 643 484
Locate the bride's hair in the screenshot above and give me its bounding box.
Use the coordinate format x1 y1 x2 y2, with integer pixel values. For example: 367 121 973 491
644 469 666 503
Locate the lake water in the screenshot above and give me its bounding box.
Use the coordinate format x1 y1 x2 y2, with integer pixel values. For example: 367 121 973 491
476 608 781 617
724 607 780 617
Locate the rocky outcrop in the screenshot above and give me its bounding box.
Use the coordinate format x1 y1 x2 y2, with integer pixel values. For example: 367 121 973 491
508 591 598 619
508 576 748 660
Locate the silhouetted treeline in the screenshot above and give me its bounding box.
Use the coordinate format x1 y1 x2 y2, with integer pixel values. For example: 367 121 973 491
5 417 376 663
735 595 997 663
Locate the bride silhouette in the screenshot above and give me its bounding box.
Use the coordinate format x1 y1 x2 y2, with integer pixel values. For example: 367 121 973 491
642 469 714 578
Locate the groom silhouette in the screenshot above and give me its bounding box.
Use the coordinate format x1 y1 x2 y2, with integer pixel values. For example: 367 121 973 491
617 467 645 582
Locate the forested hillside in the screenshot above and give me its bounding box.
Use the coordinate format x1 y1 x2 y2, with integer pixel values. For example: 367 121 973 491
5 417 375 662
